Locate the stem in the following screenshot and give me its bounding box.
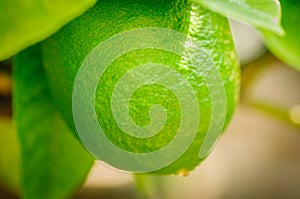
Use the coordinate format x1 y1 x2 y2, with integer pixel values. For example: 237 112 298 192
133 174 165 199
243 100 300 129
134 174 151 199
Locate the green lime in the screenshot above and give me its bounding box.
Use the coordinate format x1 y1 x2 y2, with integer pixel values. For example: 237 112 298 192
42 0 239 174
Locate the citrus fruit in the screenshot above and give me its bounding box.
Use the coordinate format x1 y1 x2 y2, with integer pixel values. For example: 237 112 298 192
42 0 240 174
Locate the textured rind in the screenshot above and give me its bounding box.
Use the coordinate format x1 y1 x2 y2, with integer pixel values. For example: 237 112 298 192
42 0 240 174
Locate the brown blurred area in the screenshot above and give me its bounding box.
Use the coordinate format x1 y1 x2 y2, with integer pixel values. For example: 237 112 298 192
0 62 16 199
0 61 12 117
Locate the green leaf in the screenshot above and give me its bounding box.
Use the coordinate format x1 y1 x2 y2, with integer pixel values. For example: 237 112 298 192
0 117 20 193
193 0 284 35
261 0 300 70
13 44 94 199
0 0 96 61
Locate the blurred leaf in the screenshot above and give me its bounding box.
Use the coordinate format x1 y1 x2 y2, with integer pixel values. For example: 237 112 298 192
261 0 300 70
13 44 94 199
0 0 96 61
244 100 300 129
194 0 284 35
0 117 20 193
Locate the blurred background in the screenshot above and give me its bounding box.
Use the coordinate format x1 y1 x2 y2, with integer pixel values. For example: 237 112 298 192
1 20 300 199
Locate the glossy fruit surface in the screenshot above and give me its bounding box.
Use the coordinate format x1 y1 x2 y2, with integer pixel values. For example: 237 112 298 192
42 0 239 174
